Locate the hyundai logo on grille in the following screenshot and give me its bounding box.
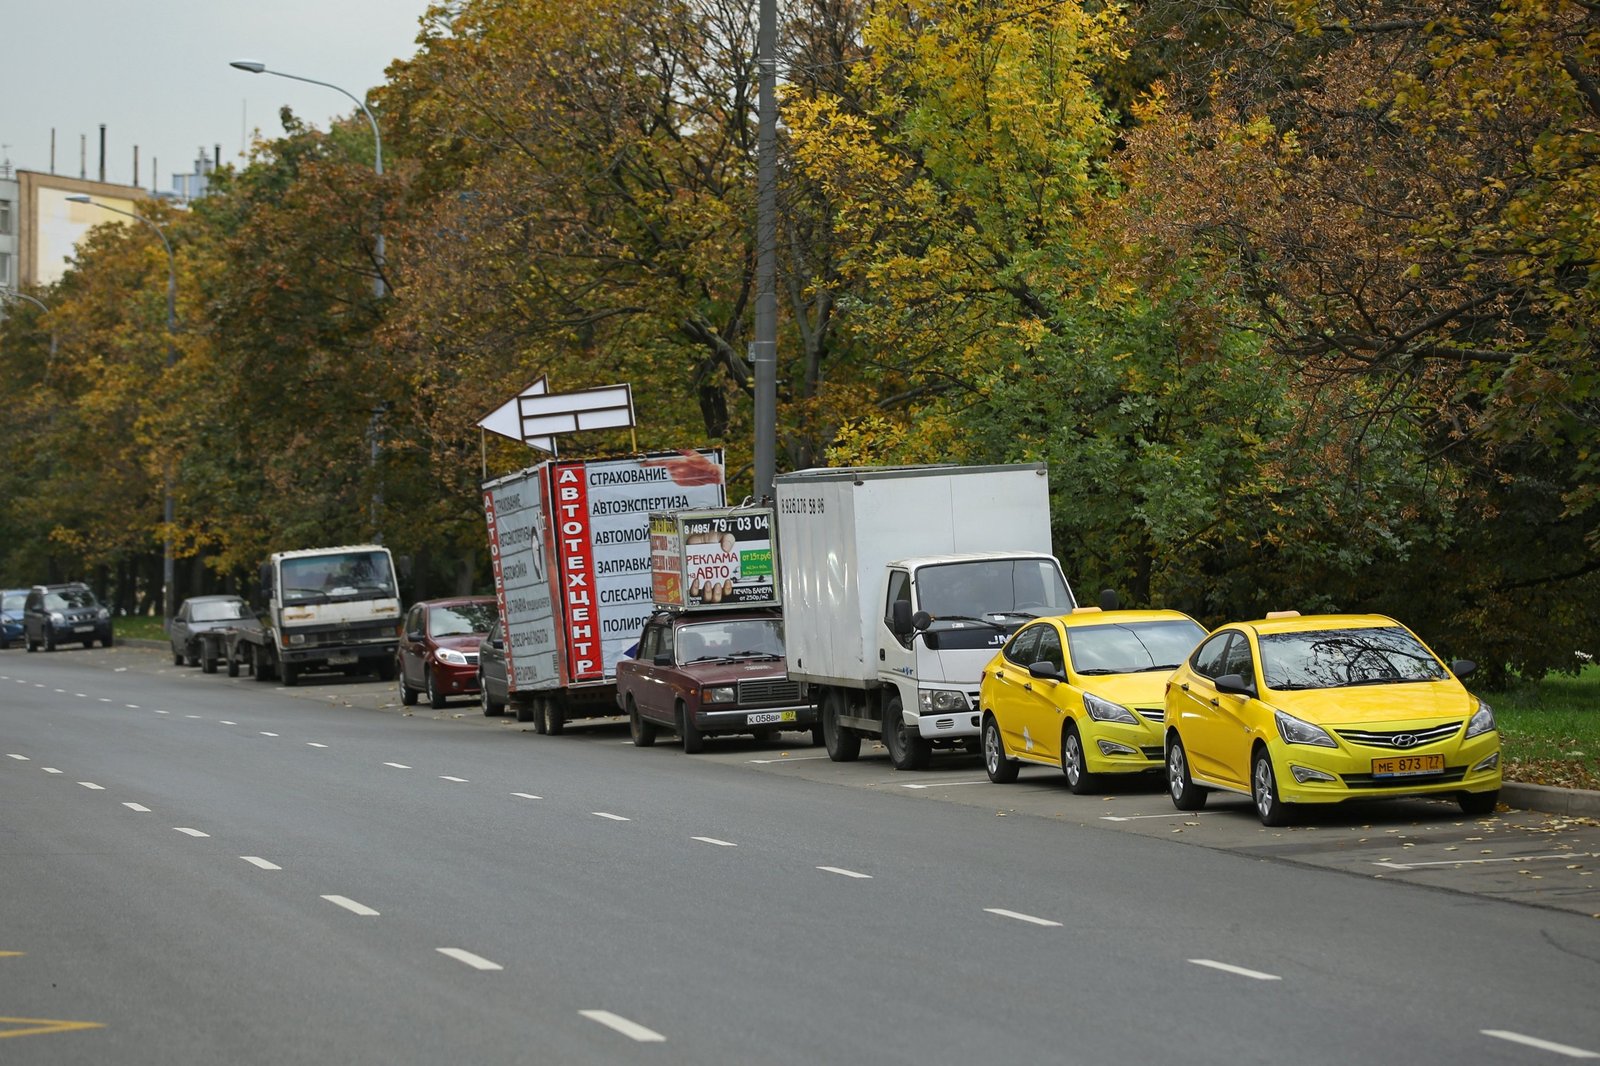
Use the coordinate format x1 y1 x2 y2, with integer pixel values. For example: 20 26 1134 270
1391 733 1420 748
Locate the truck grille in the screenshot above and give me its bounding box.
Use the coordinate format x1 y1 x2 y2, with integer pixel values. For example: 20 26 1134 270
738 678 802 704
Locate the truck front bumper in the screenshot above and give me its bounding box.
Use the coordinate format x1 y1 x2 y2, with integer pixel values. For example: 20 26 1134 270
915 711 981 739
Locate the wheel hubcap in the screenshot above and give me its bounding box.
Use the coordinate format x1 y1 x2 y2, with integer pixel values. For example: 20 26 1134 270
984 725 1000 772
1168 747 1184 800
1254 759 1274 818
1065 736 1082 783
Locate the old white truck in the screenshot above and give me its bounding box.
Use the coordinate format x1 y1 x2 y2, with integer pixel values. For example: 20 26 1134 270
774 464 1076 769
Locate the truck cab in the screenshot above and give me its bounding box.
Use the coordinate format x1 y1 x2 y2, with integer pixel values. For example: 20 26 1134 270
256 544 402 686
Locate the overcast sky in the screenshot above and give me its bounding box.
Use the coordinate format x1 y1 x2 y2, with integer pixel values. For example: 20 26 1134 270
3 0 432 191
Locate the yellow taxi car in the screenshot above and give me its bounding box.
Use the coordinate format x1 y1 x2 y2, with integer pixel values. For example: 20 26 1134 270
979 608 1207 791
1163 612 1501 825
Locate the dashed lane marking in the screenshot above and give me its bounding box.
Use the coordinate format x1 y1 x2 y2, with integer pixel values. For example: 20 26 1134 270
6 754 28 761
42 768 61 774
593 812 630 822
817 866 872 879
440 776 469 783
123 803 150 812
321 895 379 916
511 793 542 800
78 782 105 790
1189 959 1281 981
0 1016 105 1039
384 762 411 769
307 743 328 748
220 721 237 726
984 908 1062 927
1481 1030 1600 1059
438 948 503 971
259 732 278 737
693 837 737 847
174 828 210 838
241 857 281 870
579 1010 665 1043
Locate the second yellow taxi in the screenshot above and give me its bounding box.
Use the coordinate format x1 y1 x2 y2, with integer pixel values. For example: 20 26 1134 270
979 608 1207 791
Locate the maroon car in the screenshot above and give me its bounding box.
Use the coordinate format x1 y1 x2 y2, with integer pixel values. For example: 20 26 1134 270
616 608 818 753
397 596 499 709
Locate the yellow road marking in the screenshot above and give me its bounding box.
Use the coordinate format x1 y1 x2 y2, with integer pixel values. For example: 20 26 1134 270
0 1016 105 1039
0 952 23 958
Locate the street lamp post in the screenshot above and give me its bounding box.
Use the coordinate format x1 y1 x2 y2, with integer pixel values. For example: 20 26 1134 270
0 288 57 355
230 60 385 299
67 195 178 625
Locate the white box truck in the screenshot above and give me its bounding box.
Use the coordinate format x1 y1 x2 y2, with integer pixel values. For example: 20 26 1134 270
775 463 1075 769
483 450 726 734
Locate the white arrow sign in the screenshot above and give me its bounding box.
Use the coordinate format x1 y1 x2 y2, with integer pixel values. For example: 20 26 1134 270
478 376 553 451
517 384 635 440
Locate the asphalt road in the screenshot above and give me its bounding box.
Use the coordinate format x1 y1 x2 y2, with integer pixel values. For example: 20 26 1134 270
3 646 1599 1065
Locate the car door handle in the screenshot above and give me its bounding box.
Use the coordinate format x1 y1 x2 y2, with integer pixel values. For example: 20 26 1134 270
1023 682 1033 692
1180 683 1190 692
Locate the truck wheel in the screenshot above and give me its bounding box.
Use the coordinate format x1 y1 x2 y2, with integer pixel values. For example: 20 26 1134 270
822 690 860 762
202 648 218 674
281 662 299 687
982 714 1019 783
1061 722 1099 794
185 647 200 668
884 696 930 771
628 698 657 747
398 671 418 706
426 669 447 709
227 652 241 678
251 644 271 681
811 725 825 747
543 698 565 736
677 703 703 754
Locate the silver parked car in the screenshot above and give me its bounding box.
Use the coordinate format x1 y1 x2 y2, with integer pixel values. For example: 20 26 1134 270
170 595 251 667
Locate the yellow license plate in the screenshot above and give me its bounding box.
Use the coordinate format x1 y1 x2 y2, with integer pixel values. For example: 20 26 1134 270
1371 754 1445 778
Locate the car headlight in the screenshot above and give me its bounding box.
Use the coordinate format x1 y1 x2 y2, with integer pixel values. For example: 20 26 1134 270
703 686 736 705
1083 693 1137 724
49 612 65 623
1274 709 1336 747
1464 698 1496 739
288 633 306 645
436 648 470 666
919 689 969 713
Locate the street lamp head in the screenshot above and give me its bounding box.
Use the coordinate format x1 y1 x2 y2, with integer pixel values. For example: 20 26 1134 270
230 60 266 73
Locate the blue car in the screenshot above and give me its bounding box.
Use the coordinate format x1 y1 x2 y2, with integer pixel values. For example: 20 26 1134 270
0 588 26 649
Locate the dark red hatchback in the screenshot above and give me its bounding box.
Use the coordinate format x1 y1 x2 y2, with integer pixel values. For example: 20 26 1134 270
397 597 499 709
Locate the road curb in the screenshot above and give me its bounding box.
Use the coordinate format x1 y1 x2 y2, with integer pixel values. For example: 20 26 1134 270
1502 781 1600 819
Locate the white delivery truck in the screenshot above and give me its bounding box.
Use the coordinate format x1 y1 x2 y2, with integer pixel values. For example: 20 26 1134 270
226 544 403 686
775 463 1075 769
482 450 727 734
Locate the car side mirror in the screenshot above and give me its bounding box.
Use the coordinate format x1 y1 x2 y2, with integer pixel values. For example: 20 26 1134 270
891 600 913 637
1027 661 1064 682
1214 673 1257 698
406 629 424 642
1451 659 1476 679
654 652 674 667
491 637 504 650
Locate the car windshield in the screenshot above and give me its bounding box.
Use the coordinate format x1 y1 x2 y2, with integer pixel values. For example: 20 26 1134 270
280 551 397 604
1258 626 1451 690
917 559 1074 620
190 600 249 622
44 588 99 610
676 617 785 664
430 602 498 637
2 592 24 612
1066 619 1207 675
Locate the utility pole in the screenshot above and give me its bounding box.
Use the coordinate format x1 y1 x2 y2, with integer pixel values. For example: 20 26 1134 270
752 0 778 501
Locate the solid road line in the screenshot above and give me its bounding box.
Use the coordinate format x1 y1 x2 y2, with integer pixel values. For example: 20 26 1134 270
579 1010 666 1043
438 948 503 971
1189 959 1281 981
1481 1030 1600 1059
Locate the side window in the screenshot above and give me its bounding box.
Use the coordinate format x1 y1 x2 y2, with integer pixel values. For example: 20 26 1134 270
26 592 40 613
1004 624 1042 668
1221 634 1254 681
1034 626 1065 673
660 624 676 661
1191 632 1232 680
884 569 912 643
406 605 424 637
638 624 659 660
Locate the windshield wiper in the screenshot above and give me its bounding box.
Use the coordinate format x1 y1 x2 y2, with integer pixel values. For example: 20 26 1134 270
927 614 1007 631
1076 668 1121 676
1135 664 1181 672
1338 676 1411 687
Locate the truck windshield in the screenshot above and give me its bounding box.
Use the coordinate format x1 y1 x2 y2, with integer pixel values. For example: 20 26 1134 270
280 551 397 605
917 559 1073 620
676 617 785 664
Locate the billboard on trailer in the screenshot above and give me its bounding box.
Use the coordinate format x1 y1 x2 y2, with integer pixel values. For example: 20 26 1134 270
484 449 726 692
650 508 778 609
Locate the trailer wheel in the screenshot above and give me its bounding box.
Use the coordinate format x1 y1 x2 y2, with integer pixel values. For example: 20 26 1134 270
515 697 538 726
227 651 240 678
543 698 566 737
884 695 931 771
821 689 860 762
251 643 274 682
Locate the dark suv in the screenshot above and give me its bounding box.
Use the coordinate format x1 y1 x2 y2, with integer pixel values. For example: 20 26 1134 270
24 583 114 651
